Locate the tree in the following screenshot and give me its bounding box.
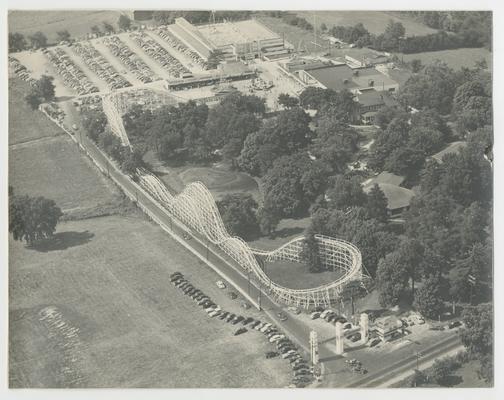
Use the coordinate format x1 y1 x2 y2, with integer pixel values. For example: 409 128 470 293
410 59 423 73
207 50 224 69
28 31 48 49
376 251 410 307
121 149 147 177
300 227 323 273
217 194 259 240
365 184 388 222
326 175 367 210
413 274 446 319
383 146 425 179
9 194 63 245
257 205 281 237
102 21 115 34
398 238 425 295
9 32 27 52
118 14 132 31
430 358 455 386
460 303 493 383
24 75 56 109
278 93 299 109
56 30 71 42
320 22 327 32
90 25 102 36
409 369 427 387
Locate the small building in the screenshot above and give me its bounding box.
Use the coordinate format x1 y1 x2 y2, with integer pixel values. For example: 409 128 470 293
431 141 467 163
345 52 389 68
354 88 398 124
362 172 414 217
373 316 403 342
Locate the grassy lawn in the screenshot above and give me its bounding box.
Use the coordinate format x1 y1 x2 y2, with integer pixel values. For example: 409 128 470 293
8 10 123 44
396 48 492 70
9 215 291 388
295 11 436 37
9 78 120 213
8 79 66 145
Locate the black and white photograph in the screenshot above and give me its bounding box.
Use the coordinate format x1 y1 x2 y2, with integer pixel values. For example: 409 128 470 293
2 0 501 396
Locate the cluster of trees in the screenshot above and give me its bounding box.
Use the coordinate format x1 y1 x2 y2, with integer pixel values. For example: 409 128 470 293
397 60 491 133
374 125 492 315
25 75 56 109
369 106 451 181
9 187 63 245
9 31 49 52
263 11 314 31
81 108 147 179
153 10 251 25
328 15 490 53
216 194 260 240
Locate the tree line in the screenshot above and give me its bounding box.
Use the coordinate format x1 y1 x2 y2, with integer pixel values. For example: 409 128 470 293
328 14 490 54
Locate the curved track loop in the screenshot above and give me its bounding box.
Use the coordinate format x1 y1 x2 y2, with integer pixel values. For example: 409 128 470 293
103 93 364 308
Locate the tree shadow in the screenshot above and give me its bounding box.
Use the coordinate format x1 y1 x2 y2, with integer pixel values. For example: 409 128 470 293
440 375 463 387
55 95 75 102
27 231 94 252
270 226 304 240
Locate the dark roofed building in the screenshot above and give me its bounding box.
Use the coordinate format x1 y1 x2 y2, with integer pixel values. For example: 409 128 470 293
356 88 398 124
362 172 414 217
431 141 467 163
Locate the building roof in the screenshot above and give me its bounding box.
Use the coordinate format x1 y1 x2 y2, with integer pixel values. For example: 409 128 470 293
307 64 358 91
306 64 398 92
364 171 405 186
374 316 402 333
198 19 279 47
356 89 399 109
431 141 467 163
363 183 415 211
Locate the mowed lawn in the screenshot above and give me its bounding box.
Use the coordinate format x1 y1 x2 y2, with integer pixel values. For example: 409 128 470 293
9 78 119 212
9 215 291 388
296 11 436 36
8 10 123 44
8 79 65 145
396 48 492 70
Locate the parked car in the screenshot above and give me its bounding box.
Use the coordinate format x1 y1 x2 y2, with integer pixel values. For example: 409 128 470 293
241 302 251 309
277 312 288 321
242 317 254 325
369 338 381 347
266 351 279 359
234 327 247 336
227 292 238 300
310 312 321 320
350 333 361 342
448 321 462 329
216 280 226 289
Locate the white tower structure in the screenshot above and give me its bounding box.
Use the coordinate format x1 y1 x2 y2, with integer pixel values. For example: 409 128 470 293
360 313 369 344
310 330 319 366
335 321 344 355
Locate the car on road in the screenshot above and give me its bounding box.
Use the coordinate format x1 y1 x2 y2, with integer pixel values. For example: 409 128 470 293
277 312 288 321
287 306 301 315
448 321 462 329
216 280 226 289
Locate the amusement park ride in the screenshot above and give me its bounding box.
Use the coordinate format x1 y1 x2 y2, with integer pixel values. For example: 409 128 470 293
102 90 368 309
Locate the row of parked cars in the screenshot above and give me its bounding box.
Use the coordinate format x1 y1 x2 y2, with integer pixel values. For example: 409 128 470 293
155 27 212 70
129 32 191 79
43 48 99 95
170 272 313 388
9 56 37 87
311 308 349 325
72 42 132 91
102 36 160 84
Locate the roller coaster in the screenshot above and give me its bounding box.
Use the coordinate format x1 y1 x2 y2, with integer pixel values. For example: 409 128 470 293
102 91 366 308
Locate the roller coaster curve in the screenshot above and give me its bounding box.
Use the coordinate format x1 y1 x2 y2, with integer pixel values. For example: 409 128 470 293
102 92 366 308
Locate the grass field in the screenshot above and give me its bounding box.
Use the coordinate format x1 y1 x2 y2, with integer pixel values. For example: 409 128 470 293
396 48 492 70
9 77 120 213
9 215 291 388
295 11 436 36
8 10 123 44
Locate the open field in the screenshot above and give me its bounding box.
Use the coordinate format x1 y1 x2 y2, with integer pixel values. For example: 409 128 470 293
8 10 123 44
9 215 291 388
8 79 68 144
295 11 436 36
396 48 492 70
9 78 120 213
